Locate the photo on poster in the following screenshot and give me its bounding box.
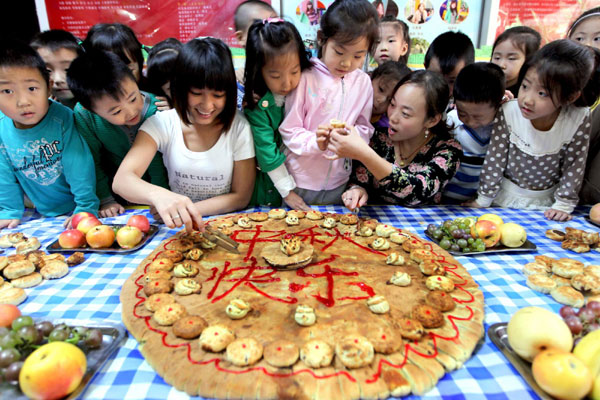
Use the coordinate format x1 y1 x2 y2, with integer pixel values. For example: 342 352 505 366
405 0 434 25
439 0 469 25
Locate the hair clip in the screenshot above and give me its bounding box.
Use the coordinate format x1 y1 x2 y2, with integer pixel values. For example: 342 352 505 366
262 17 284 24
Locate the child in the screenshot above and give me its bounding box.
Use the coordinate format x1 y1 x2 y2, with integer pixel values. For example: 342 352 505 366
0 40 98 229
467 40 600 221
568 6 600 50
443 62 505 203
424 31 474 96
373 16 410 66
371 61 411 130
30 29 82 109
491 26 541 98
243 19 312 209
113 38 256 231
278 0 378 205
67 50 169 218
146 38 182 107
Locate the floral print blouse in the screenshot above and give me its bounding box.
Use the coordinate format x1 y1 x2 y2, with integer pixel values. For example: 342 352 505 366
350 130 463 206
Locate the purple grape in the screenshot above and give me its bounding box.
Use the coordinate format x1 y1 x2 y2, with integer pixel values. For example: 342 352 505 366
462 233 471 240
587 323 600 333
578 308 596 324
565 315 583 335
4 361 22 382
587 301 600 317
451 229 462 239
560 306 576 319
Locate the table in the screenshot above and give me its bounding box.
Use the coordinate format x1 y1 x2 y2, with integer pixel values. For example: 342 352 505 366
10 205 598 400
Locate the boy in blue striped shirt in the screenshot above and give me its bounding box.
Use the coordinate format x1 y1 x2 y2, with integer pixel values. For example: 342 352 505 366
443 63 505 203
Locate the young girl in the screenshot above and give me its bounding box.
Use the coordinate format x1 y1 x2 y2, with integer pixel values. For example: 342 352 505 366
146 38 182 107
243 19 312 209
568 7 600 50
491 26 541 98
468 40 600 221
370 61 411 130
113 38 256 231
278 0 378 205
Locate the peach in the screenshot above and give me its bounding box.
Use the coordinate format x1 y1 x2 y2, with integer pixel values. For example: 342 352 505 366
76 216 101 234
71 212 95 229
85 225 115 249
58 229 86 249
127 214 150 233
532 349 592 400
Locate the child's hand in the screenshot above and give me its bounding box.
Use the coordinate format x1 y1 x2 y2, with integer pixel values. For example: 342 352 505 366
0 219 20 230
544 208 573 222
342 187 368 211
316 125 331 151
462 199 484 208
63 216 74 229
152 191 204 232
99 201 126 218
324 126 363 160
501 90 514 104
154 96 171 111
283 191 311 211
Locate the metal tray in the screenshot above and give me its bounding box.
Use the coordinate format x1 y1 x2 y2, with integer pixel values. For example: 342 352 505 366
487 323 552 400
0 319 127 399
424 231 536 256
46 224 159 253
585 216 600 229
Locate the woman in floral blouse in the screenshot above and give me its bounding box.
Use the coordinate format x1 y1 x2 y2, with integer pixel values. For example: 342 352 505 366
325 70 462 208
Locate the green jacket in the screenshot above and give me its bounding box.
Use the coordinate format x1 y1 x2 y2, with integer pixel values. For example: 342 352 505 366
244 91 286 207
74 92 169 203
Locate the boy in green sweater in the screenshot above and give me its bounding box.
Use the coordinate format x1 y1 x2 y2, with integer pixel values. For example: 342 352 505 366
67 50 169 217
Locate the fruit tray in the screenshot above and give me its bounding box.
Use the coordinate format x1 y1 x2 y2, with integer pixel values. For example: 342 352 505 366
585 216 600 229
0 319 127 399
46 224 159 253
424 231 537 256
488 323 552 400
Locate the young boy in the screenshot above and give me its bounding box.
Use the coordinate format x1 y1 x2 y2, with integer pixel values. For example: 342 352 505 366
442 62 505 203
370 61 410 129
0 40 98 229
30 30 82 109
424 31 474 96
67 50 169 218
372 16 410 66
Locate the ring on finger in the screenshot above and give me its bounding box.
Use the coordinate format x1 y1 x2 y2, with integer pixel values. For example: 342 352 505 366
173 214 181 220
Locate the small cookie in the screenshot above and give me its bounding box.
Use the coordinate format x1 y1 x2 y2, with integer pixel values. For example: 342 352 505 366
199 324 236 352
144 278 173 296
426 290 456 312
168 239 194 253
288 210 306 219
550 286 585 308
143 269 172 283
526 275 557 294
7 233 25 244
522 262 551 277
419 260 446 276
366 326 402 354
15 237 41 254
285 215 300 226
306 210 323 220
412 304 444 328
148 258 174 272
322 213 340 222
370 238 390 250
295 304 316 326
226 338 263 366
561 240 590 253
268 208 286 219
263 340 300 367
226 298 251 319
335 335 374 369
386 253 405 266
248 212 269 222
551 274 573 288
66 252 85 266
159 250 184 262
586 265 600 278
11 272 42 288
185 248 204 261
397 318 425 340
199 237 217 250
390 232 410 244
153 303 187 326
23 250 44 268
552 260 584 278
7 254 26 263
40 260 69 279
174 279 202 295
3 260 35 280
375 224 396 238
340 214 358 225
300 340 333 368
145 293 176 312
534 255 555 267
402 239 425 253
213 218 234 229
557 258 584 268
425 275 455 292
237 216 253 228
356 225 373 237
0 235 12 248
173 261 199 278
330 119 345 128
367 295 390 314
173 315 208 339
0 286 27 305
410 249 438 264
321 217 336 229
571 274 600 294
388 271 411 286
0 256 7 272
545 229 566 241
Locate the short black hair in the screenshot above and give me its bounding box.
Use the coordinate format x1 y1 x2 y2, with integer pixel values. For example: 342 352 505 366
171 38 237 131
371 60 410 87
244 19 312 109
0 39 49 86
424 31 474 74
30 29 83 56
234 0 277 32
67 50 136 110
146 38 182 98
82 23 144 80
492 26 540 60
318 0 380 57
380 15 411 64
453 62 505 107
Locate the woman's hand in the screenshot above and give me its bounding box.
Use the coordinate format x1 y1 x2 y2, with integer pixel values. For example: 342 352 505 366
342 187 368 211
154 96 171 111
99 201 126 218
0 219 20 230
152 191 204 232
283 191 311 211
325 126 368 161
544 208 572 222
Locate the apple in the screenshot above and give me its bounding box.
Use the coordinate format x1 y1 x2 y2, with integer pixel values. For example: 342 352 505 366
58 229 86 249
532 349 593 400
127 214 150 233
591 203 600 224
85 225 115 248
76 216 101 234
71 212 95 229
470 220 501 248
0 304 21 328
478 213 504 227
116 226 143 249
507 306 573 362
19 341 87 400
499 223 527 248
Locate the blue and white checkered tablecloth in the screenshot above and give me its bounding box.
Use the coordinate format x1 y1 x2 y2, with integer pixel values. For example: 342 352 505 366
7 205 599 400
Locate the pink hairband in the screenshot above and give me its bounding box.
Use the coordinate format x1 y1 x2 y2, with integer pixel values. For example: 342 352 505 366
262 17 284 24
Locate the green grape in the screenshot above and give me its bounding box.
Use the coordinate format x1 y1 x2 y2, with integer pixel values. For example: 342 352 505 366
457 239 468 248
467 238 474 245
462 247 471 253
476 244 486 252
11 316 34 331
439 239 451 250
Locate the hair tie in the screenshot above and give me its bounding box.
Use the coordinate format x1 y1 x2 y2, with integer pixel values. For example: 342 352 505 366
262 17 284 24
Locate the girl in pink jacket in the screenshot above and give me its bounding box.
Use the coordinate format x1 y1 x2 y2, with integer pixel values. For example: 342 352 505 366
278 0 378 204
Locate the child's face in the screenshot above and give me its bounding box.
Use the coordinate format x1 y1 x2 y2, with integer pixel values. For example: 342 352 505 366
491 39 525 87
91 77 144 126
187 88 226 126
374 24 409 65
125 53 141 82
518 69 560 130
321 37 369 79
0 66 49 129
455 100 497 129
371 76 397 117
261 51 301 97
569 16 600 50
235 7 278 48
36 47 78 101
427 56 466 95
387 83 435 142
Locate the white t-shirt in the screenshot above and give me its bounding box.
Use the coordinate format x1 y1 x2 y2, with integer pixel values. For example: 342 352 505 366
141 109 255 202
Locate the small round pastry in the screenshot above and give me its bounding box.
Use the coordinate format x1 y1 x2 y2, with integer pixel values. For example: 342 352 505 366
185 248 204 261
173 261 199 278
571 273 600 294
375 224 396 238
561 240 590 253
412 304 444 328
15 237 41 254
3 260 35 280
66 252 85 266
389 271 411 287
545 229 566 241
550 274 572 288
340 214 358 225
145 293 176 312
522 262 551 277
390 232 410 244
425 275 455 292
366 326 402 354
402 239 425 253
153 303 187 326
144 278 173 297
370 238 390 251
397 318 425 340
248 212 269 222
40 253 65 264
263 340 300 367
335 335 374 369
11 272 42 288
306 210 323 220
410 249 438 264
199 324 236 352
386 253 405 266
7 254 26 263
160 250 184 262
143 270 172 284
552 260 584 278
300 340 333 368
426 290 456 312
557 258 585 268
585 265 600 278
323 213 340 222
0 256 7 271
356 225 373 237
268 208 287 219
321 217 336 229
7 232 26 245
550 286 585 308
0 286 27 305
173 315 208 339
0 235 12 248
419 260 446 276
534 255 555 267
174 279 202 295
167 239 194 253
526 275 557 294
180 231 203 244
294 304 316 326
226 298 251 319
148 258 174 272
285 215 300 226
226 338 264 366
213 218 234 228
199 237 217 250
288 210 306 219
23 251 44 268
367 295 390 314
237 216 253 228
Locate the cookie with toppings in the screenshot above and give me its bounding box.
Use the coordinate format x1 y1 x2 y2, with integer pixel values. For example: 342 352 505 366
174 279 202 296
550 286 585 308
248 212 269 222
366 326 402 354
300 340 333 368
167 239 195 253
340 213 358 225
173 315 208 339
425 276 455 292
173 261 199 278
268 208 286 219
226 338 264 366
397 318 425 340
263 340 299 367
148 258 174 272
545 229 566 241
153 303 187 326
412 304 444 328
159 250 184 262
143 270 172 283
287 210 306 219
335 335 374 369
375 224 396 238
419 260 446 276
144 279 173 296
367 295 390 314
305 210 323 220
426 291 455 312
145 293 176 312
199 324 235 352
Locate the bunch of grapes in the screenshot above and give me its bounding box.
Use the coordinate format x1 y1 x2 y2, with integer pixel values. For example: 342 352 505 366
0 316 102 384
426 217 486 253
560 301 600 345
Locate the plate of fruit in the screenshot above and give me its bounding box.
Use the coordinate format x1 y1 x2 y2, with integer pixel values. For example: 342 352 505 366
424 214 535 255
47 212 158 253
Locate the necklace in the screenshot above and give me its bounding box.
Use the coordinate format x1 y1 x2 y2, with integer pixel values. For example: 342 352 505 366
397 131 431 167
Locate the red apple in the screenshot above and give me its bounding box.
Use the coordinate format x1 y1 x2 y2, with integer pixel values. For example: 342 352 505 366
85 225 115 248
116 226 143 249
76 216 101 234
58 229 86 249
470 220 501 248
71 212 95 229
127 215 150 233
